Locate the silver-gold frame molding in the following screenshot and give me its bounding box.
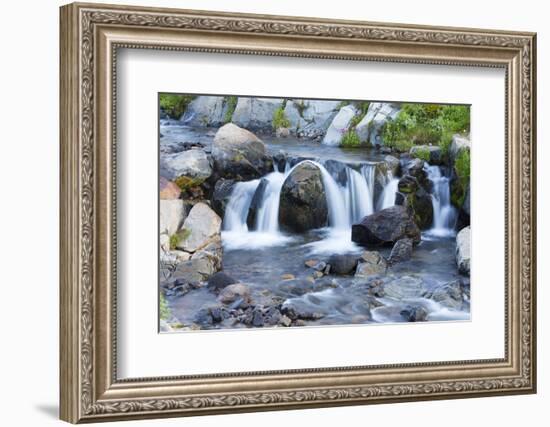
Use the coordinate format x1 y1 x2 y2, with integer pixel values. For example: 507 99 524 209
60 2 537 423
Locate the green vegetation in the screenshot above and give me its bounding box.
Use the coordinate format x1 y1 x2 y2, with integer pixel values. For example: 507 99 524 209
160 292 171 321
169 228 191 250
223 96 238 123
159 94 195 119
451 149 471 206
169 233 180 250
412 146 431 162
272 106 291 129
382 103 470 154
341 130 361 147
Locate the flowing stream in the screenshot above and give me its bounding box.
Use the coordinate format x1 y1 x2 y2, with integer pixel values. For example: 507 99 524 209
221 159 389 253
424 164 458 237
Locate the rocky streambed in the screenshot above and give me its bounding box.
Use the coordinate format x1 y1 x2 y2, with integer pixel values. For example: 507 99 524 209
159 99 471 332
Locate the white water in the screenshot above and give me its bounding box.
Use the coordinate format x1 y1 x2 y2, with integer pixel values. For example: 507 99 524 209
424 165 458 237
222 159 377 253
376 169 399 211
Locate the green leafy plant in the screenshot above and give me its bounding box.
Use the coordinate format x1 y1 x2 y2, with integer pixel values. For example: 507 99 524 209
382 103 470 154
412 146 431 162
223 96 238 123
451 149 471 207
341 130 361 147
159 94 195 119
160 292 171 321
272 106 291 129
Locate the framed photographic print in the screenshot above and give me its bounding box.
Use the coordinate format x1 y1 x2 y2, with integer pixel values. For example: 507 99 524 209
60 2 537 423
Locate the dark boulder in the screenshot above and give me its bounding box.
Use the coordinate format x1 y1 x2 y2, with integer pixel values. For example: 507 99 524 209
351 205 421 246
279 161 328 232
327 254 360 275
207 272 239 293
246 178 268 229
211 179 235 217
395 180 433 230
400 305 428 322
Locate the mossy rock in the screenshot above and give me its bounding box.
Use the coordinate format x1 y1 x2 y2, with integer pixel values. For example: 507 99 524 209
174 176 205 191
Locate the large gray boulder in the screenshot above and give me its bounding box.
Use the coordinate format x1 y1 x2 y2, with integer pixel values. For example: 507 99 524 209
322 105 357 146
212 123 272 180
284 99 340 138
456 226 471 275
172 256 219 284
352 205 421 246
356 102 401 146
160 149 212 182
181 96 227 127
159 199 185 235
231 97 283 132
279 161 328 232
450 134 471 163
176 202 221 253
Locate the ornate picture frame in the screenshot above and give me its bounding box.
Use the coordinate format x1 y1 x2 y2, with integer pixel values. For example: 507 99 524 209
60 2 536 423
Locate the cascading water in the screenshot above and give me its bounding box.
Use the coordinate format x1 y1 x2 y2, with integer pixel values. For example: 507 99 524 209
222 159 377 253
376 170 399 211
424 164 458 237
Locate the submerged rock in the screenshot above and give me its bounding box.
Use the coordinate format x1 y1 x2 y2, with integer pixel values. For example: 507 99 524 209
388 238 413 264
383 276 427 300
212 123 272 180
207 271 239 292
424 280 465 310
279 161 328 232
327 254 360 275
218 283 251 305
352 205 421 246
400 305 428 322
355 251 387 277
456 226 471 275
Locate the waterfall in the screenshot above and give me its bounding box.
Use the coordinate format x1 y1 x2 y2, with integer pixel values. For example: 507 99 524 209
222 179 260 233
222 159 377 251
424 164 457 236
376 170 399 211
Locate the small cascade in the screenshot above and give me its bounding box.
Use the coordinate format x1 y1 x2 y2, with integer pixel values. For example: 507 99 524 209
424 164 457 236
376 170 399 211
222 179 260 232
222 159 377 251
